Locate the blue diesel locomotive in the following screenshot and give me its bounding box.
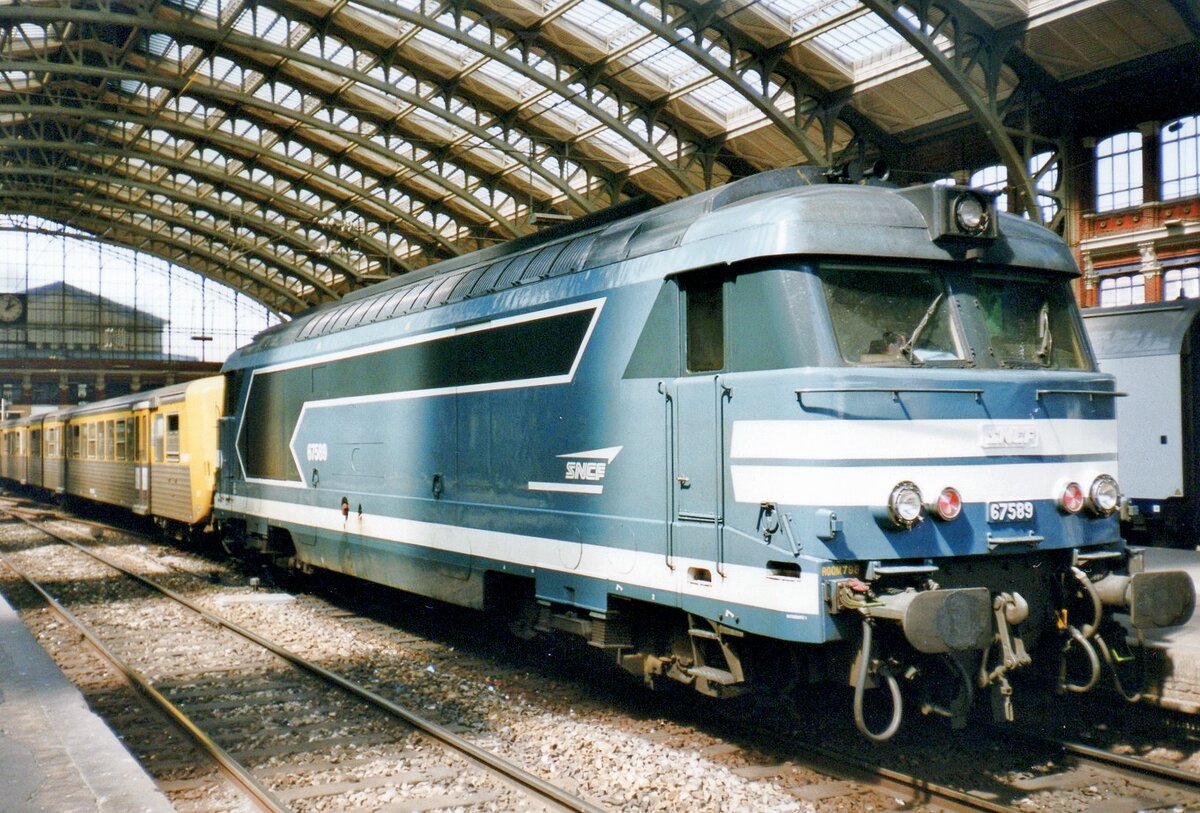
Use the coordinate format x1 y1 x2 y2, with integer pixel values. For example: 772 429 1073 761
214 168 1195 740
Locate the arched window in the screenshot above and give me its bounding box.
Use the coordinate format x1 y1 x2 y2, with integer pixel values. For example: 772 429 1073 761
1162 116 1200 200
1096 131 1143 212
1098 274 1146 307
1164 267 1200 301
969 165 1008 212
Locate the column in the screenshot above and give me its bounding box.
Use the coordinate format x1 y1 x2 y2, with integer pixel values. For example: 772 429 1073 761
1139 121 1160 205
1081 253 1098 307
1139 241 1163 302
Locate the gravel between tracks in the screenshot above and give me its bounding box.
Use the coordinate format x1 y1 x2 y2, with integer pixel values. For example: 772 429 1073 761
14 512 1200 812
1 519 862 812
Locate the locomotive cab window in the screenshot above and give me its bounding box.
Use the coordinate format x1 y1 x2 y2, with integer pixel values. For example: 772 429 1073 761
974 275 1089 369
683 275 724 373
819 266 966 366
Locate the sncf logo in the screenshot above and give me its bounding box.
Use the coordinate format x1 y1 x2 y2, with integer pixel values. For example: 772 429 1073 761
561 446 622 482
566 461 607 481
527 446 623 495
980 423 1039 449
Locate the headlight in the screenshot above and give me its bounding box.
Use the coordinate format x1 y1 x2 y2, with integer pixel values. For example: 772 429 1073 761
1059 482 1084 514
888 481 924 528
929 487 962 521
954 192 990 235
1088 475 1120 516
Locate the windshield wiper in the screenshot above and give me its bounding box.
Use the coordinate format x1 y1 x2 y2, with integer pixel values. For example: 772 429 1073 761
899 293 943 364
1036 302 1053 363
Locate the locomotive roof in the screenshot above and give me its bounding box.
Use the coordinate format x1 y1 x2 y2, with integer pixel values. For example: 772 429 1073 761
1084 300 1200 359
231 167 1078 360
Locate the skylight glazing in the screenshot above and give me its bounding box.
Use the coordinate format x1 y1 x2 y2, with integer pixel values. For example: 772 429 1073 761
2 0 1019 317
811 8 905 64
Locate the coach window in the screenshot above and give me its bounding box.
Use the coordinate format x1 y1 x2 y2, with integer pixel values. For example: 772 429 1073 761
115 420 127 461
87 423 97 459
31 429 40 458
105 420 115 460
683 274 724 373
152 415 165 463
165 414 180 462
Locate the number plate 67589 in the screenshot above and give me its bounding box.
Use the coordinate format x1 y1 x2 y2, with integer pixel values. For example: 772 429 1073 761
988 501 1035 522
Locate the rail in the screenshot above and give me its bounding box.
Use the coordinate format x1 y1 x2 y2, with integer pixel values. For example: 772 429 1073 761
0 507 609 813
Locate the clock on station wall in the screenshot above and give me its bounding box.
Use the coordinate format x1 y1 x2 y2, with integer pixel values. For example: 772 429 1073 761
0 293 26 324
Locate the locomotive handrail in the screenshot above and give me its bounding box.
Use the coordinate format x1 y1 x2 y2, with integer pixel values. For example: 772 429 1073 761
795 386 983 405
986 531 1046 549
1035 389 1128 400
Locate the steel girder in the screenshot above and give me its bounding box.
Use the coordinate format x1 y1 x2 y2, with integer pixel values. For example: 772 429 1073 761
0 162 359 293
0 94 432 270
2 8 528 248
3 75 475 258
249 0 607 213
0 53 485 261
306 0 704 195
0 135 347 302
0 0 902 313
2 0 1141 315
4 196 311 314
858 0 1060 224
1167 0 1200 38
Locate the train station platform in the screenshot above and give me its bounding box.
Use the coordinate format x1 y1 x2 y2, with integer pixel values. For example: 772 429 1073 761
0 591 174 813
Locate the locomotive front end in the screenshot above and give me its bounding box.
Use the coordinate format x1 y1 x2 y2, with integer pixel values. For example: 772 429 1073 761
777 183 1196 740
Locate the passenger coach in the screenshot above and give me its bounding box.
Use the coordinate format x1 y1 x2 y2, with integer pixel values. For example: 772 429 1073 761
0 376 224 533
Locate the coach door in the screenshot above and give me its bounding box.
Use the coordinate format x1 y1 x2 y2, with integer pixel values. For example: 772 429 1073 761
132 402 151 514
670 275 728 579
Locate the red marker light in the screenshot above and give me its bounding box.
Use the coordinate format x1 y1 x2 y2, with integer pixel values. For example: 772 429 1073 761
934 487 962 521
1060 482 1084 514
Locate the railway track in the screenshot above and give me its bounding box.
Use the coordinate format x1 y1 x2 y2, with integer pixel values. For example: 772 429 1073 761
0 504 609 813
5 498 1200 813
1015 728 1200 811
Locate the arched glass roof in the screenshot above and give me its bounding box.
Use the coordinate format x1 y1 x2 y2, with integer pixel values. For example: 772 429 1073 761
1 0 1196 316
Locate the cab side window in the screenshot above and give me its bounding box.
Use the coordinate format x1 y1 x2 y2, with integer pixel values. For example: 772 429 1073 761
684 275 724 373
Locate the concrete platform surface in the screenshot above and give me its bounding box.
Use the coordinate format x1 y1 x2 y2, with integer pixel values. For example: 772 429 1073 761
0 591 174 813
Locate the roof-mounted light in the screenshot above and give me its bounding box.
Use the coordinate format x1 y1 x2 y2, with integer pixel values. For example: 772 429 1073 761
954 193 990 236
894 184 1000 243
